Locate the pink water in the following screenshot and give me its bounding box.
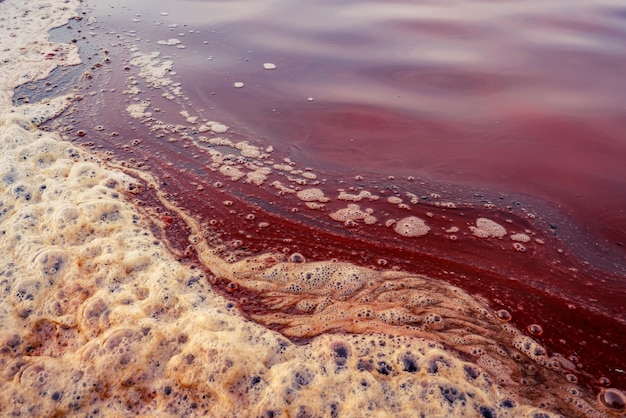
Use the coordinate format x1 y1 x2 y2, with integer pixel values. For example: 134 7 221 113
94 0 626 247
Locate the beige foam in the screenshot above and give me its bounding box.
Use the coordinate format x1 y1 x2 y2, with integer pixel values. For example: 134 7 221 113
470 218 507 239
394 216 430 237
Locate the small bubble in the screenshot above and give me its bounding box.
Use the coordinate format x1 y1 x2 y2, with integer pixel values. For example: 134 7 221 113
332 342 349 366
376 361 392 375
401 355 419 373
527 324 543 336
479 406 495 418
496 309 512 321
464 365 480 379
289 253 305 263
599 388 626 411
357 358 373 371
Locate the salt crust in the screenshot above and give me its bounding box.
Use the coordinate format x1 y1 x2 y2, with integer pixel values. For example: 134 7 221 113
0 0 81 110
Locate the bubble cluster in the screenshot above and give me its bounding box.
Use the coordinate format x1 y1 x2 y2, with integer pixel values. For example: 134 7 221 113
393 216 430 237
470 218 507 238
329 203 377 226
296 188 328 203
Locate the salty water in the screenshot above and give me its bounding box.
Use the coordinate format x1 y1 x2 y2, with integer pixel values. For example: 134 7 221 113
19 0 626 408
89 0 626 244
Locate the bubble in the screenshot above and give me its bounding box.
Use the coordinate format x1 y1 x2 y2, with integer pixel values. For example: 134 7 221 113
438 385 467 405
35 249 68 275
263 63 276 70
376 361 393 375
401 355 419 373
293 369 313 387
289 253 306 263
599 388 626 411
331 341 350 366
513 242 526 252
479 406 495 418
527 324 543 336
496 309 511 321
233 82 245 88
464 365 480 379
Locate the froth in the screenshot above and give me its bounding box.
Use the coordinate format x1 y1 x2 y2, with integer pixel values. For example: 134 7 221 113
470 218 507 238
0 119 570 417
393 216 430 237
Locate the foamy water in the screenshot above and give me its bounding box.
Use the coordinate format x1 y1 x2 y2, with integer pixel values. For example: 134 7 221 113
1 0 625 416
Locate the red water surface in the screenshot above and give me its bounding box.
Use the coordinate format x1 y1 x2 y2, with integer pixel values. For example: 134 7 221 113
48 0 626 397
90 0 626 248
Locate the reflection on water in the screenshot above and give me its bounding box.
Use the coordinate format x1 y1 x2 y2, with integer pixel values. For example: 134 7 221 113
87 0 626 245
11 0 626 413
